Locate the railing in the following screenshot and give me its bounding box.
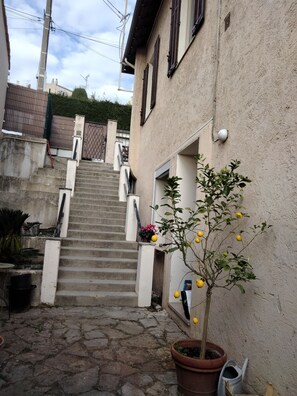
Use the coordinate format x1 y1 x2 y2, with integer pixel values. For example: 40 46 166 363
73 139 78 160
54 192 66 237
117 143 124 167
125 168 131 195
133 198 142 232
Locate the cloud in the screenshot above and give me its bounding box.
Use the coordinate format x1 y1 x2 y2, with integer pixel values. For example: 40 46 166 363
5 0 136 104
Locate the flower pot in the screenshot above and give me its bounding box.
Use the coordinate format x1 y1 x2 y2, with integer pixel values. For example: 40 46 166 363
171 339 227 396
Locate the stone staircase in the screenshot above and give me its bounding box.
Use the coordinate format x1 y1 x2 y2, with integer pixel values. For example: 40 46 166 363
55 161 139 307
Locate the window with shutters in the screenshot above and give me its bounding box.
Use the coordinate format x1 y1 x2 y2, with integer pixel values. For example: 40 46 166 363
168 0 205 77
140 36 160 126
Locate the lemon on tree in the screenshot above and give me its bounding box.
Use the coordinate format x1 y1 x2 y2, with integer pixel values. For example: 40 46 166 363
151 234 158 242
235 212 243 219
235 235 242 241
196 279 205 288
197 231 204 237
192 317 199 325
174 290 180 298
195 237 201 243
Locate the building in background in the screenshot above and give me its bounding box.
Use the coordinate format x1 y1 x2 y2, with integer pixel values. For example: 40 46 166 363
45 78 72 97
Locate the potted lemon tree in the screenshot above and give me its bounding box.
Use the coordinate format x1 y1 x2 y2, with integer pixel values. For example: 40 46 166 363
153 155 271 396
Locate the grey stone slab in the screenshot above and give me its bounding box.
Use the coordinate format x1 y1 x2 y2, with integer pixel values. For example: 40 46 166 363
45 353 95 373
84 329 106 340
115 321 144 335
121 334 160 349
146 381 170 395
98 373 120 392
120 382 145 396
126 373 154 387
139 318 158 328
101 361 138 377
84 338 109 349
59 367 99 394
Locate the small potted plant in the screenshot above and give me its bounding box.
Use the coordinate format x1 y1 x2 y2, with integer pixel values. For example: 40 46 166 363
138 223 158 243
153 155 271 396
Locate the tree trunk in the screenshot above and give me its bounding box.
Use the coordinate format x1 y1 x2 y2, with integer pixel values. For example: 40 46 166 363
199 287 212 359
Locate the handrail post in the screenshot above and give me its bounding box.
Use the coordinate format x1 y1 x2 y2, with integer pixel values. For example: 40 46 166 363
106 119 117 164
56 188 71 237
66 159 77 197
41 238 61 305
113 141 122 171
125 195 140 241
73 114 85 164
136 243 155 307
119 165 130 202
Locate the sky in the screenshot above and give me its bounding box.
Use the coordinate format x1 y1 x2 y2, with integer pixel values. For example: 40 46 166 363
4 0 136 104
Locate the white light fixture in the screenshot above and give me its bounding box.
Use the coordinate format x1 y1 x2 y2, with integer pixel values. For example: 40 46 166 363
217 128 228 143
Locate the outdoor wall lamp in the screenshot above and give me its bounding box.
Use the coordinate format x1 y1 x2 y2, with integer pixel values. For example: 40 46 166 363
216 128 228 143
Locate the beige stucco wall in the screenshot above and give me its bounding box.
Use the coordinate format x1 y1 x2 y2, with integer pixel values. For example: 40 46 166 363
0 3 9 129
128 0 297 394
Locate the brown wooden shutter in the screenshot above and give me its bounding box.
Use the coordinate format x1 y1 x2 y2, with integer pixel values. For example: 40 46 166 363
192 0 205 36
151 36 160 109
140 65 149 126
167 0 181 77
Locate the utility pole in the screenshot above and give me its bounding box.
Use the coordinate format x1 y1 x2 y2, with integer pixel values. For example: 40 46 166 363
37 0 52 91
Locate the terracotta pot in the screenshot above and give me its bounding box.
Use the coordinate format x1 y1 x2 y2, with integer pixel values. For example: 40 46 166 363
171 339 227 396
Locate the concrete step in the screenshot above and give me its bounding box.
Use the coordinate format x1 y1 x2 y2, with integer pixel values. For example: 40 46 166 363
58 267 137 280
69 215 125 226
66 230 127 240
75 183 119 192
55 290 138 307
79 161 114 169
73 191 119 200
70 200 126 208
57 278 136 292
75 173 119 181
59 256 137 269
60 246 138 259
21 182 63 193
70 203 126 213
62 238 137 250
67 222 125 233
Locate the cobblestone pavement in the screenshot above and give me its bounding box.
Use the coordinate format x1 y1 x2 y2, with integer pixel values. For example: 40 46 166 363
0 306 186 395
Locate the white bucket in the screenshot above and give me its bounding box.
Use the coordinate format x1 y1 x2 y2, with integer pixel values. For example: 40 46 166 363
217 358 248 396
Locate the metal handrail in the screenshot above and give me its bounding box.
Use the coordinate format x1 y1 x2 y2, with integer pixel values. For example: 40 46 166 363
54 192 66 237
118 143 124 166
133 199 141 232
73 139 78 160
124 168 131 194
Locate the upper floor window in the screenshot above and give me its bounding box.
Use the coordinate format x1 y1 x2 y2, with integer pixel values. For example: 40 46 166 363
168 0 205 77
140 36 160 126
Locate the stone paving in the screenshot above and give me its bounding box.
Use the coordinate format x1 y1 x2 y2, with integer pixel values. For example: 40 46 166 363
0 306 187 395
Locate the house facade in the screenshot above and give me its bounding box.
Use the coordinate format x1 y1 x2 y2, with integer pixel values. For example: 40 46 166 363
123 1 297 395
45 78 72 97
0 0 10 129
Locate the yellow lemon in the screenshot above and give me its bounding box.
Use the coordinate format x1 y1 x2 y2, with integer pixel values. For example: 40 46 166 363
195 237 201 243
192 317 199 325
174 290 180 299
197 231 204 237
151 235 158 242
196 279 205 288
235 234 242 241
235 212 243 219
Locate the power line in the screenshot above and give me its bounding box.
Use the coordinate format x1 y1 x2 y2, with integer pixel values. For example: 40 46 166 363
101 0 124 19
5 5 42 22
52 21 119 64
6 6 119 50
